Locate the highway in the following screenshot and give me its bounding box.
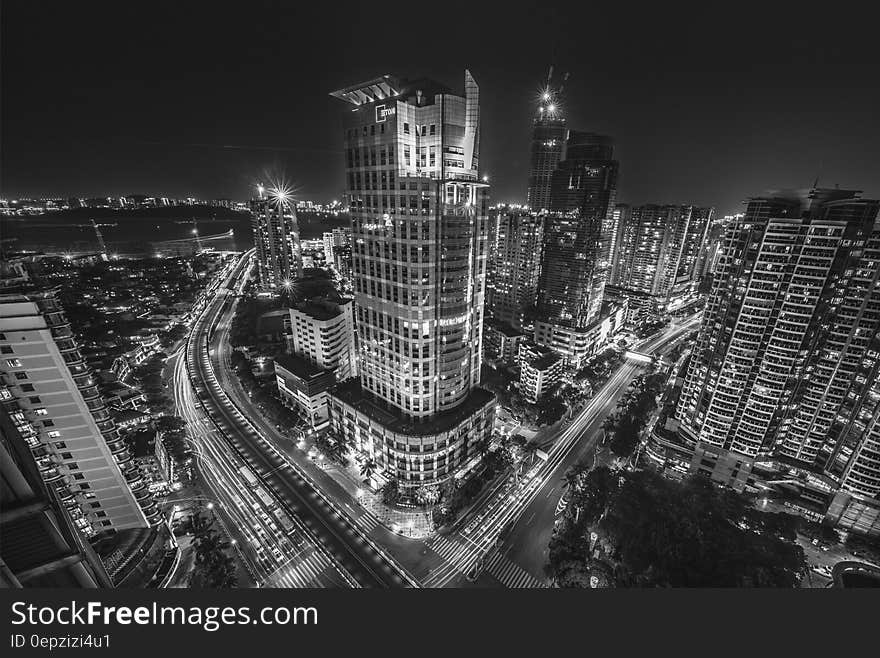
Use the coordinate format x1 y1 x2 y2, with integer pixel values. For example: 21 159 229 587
183 251 418 588
420 314 702 587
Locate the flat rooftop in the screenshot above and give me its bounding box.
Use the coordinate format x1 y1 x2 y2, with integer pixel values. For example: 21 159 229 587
274 353 330 380
331 379 494 436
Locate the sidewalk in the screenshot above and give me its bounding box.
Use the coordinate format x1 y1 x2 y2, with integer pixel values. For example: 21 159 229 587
322 457 436 539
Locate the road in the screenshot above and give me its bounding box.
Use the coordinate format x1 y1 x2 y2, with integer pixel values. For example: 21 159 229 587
183 251 417 588
420 314 702 587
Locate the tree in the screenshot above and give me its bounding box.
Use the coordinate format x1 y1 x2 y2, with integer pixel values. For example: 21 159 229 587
359 458 378 483
548 469 807 587
187 511 238 589
381 478 401 506
155 415 187 434
414 485 440 507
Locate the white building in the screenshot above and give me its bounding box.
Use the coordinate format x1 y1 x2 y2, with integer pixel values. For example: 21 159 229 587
1 285 156 536
287 297 356 382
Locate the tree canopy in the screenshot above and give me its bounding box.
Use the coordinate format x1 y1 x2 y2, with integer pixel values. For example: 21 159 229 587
548 467 806 587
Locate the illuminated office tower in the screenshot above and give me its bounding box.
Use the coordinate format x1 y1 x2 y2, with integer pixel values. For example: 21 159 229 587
531 132 618 368
486 205 544 332
0 276 156 536
250 191 302 290
527 91 568 212
611 204 713 321
328 72 494 489
676 188 880 491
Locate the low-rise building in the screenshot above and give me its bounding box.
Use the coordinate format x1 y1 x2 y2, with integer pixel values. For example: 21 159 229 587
519 342 564 403
274 353 335 429
534 301 626 369
483 319 526 367
287 297 356 382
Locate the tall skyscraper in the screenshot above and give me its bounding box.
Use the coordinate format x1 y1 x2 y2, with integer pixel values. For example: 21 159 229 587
676 188 880 491
1 274 156 536
328 71 494 490
485 205 544 332
527 91 567 212
250 191 302 290
533 132 619 367
610 204 713 321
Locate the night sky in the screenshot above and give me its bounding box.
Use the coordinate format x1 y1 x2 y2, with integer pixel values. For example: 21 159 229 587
3 1 878 216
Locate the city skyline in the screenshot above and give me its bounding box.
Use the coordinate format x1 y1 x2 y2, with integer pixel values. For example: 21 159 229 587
4 3 880 216
5 1 880 599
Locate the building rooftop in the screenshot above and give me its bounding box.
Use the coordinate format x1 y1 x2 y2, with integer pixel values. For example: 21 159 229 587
331 379 494 436
487 318 525 338
531 353 562 371
274 353 330 381
293 297 349 322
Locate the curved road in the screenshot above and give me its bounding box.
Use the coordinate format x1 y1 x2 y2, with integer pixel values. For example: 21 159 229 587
186 253 417 588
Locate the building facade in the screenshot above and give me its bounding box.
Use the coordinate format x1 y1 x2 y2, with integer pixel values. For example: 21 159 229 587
611 204 713 324
250 195 302 290
483 319 526 367
274 353 336 429
328 71 494 489
287 297 357 382
537 132 619 333
519 342 564 403
1 285 156 536
676 188 880 493
485 205 544 332
0 408 114 587
527 100 568 213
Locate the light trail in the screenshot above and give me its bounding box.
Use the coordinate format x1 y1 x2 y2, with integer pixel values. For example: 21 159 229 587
422 313 702 587
171 252 355 588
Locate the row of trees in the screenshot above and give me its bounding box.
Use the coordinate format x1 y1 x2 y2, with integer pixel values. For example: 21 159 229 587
547 466 807 587
158 322 188 349
185 510 238 589
432 441 513 526
154 415 193 483
228 350 304 436
131 353 175 415
601 369 668 460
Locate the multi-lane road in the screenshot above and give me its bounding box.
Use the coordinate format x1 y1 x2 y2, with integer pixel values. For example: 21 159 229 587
176 252 417 588
420 315 702 587
178 249 701 588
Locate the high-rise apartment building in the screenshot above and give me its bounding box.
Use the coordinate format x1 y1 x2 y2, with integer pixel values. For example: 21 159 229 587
1 407 114 587
486 205 544 332
250 194 302 290
676 188 880 492
328 72 495 489
611 204 713 322
0 280 156 536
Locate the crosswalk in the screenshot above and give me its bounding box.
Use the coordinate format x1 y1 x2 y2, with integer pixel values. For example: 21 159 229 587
484 553 548 588
426 536 548 588
265 549 333 588
353 511 379 533
427 535 470 565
